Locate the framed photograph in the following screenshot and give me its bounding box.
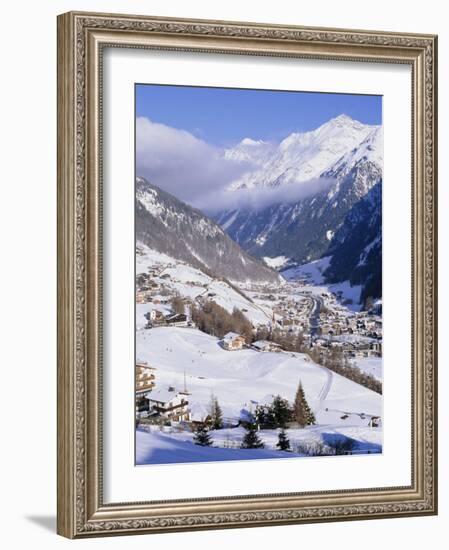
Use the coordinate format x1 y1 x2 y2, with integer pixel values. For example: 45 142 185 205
57 11 438 538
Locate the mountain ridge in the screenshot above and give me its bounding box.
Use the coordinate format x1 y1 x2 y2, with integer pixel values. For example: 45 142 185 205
136 177 282 285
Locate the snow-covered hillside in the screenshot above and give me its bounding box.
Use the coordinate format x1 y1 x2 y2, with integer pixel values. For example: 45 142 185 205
136 177 280 285
136 327 382 465
137 243 278 326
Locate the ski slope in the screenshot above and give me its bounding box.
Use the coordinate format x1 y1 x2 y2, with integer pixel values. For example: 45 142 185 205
137 327 381 423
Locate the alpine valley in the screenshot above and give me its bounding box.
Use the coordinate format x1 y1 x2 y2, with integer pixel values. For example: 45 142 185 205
135 112 383 465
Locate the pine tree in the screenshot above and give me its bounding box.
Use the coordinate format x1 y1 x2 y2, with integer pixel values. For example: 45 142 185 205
193 423 213 446
276 428 291 451
209 395 223 430
241 423 265 449
255 404 276 429
271 395 291 428
293 381 316 427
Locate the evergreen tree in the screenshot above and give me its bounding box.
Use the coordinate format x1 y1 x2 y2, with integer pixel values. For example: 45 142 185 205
276 428 291 451
255 404 276 429
293 381 316 427
241 423 265 449
209 395 224 430
271 395 291 428
193 423 213 446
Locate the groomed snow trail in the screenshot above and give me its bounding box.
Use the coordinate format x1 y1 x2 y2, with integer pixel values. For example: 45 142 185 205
311 362 334 415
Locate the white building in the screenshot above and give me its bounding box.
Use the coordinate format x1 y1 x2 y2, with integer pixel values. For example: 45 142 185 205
145 388 190 422
222 332 245 351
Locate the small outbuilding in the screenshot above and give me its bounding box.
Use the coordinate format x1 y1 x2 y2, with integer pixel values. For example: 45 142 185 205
251 340 282 353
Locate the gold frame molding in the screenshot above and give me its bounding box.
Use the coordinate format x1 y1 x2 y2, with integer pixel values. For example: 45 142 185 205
57 11 438 538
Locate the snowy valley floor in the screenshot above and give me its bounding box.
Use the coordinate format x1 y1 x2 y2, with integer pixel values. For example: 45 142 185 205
136 425 382 465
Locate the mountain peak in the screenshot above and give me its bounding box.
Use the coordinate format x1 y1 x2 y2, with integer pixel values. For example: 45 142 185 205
332 114 355 124
316 114 368 133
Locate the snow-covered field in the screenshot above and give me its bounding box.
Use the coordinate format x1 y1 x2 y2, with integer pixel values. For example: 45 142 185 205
136 423 381 465
282 256 363 311
136 327 382 465
283 256 332 285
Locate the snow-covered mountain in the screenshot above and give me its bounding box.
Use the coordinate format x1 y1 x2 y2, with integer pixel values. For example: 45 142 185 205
215 115 383 304
136 177 281 285
224 114 379 190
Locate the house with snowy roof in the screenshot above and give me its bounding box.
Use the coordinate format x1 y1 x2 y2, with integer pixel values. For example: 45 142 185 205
221 332 245 351
145 387 190 422
188 402 211 427
165 313 188 327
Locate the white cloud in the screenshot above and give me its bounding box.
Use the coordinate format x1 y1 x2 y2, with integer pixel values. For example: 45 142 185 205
196 176 336 213
136 117 253 207
136 117 334 213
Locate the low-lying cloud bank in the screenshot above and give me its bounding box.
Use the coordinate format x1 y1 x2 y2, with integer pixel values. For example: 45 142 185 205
136 116 333 213
192 176 335 213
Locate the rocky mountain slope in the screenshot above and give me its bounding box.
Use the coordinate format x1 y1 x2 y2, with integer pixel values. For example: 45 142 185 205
136 177 281 285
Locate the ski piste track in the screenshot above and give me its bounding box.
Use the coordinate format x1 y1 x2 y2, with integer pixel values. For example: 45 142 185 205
316 364 334 404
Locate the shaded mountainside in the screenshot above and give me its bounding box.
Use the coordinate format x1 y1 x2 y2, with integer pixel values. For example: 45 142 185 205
217 158 381 267
323 182 382 305
136 177 281 285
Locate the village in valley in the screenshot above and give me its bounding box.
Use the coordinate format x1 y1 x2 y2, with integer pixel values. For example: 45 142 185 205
133 88 384 465
135 244 383 464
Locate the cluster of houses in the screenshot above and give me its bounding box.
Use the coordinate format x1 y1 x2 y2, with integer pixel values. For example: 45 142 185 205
312 335 382 358
317 309 382 341
135 270 164 304
313 304 382 357
272 296 314 332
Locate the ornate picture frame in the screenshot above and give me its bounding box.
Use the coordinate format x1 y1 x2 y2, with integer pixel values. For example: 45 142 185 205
57 11 437 538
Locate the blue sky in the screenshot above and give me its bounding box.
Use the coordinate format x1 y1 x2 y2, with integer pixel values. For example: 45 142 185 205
136 84 382 146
